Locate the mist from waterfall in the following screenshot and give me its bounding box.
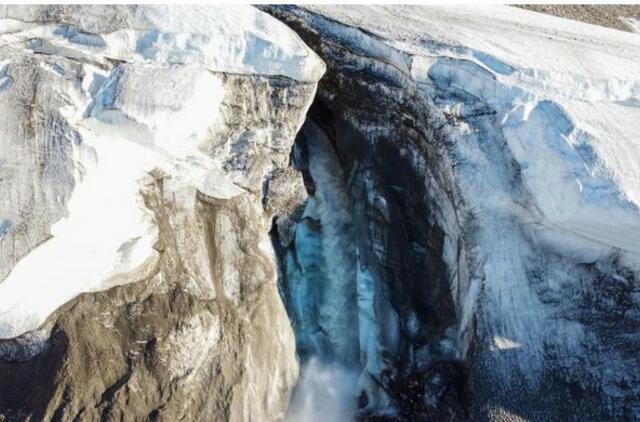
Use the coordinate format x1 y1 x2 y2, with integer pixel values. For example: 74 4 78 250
285 358 359 422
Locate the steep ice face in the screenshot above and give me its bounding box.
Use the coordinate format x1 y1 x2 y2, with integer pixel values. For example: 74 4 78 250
282 119 391 417
285 208 327 357
267 4 640 420
0 5 324 340
307 5 640 259
283 120 359 364
280 93 458 416
303 121 359 365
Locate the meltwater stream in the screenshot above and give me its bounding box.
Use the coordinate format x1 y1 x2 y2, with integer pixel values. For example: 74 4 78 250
286 120 359 365
280 120 362 421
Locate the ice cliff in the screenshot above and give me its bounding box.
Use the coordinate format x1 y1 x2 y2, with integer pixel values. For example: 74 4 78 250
265 5 640 421
1 4 640 422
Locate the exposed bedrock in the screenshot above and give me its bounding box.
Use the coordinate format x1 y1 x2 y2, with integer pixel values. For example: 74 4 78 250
1 173 300 422
264 5 640 422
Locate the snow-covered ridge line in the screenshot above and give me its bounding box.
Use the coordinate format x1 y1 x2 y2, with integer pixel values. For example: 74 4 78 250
0 5 325 83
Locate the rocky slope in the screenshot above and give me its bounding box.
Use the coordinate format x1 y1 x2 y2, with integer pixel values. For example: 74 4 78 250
517 5 640 33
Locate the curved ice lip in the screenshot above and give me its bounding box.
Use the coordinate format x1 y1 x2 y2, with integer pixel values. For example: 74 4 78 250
0 5 326 83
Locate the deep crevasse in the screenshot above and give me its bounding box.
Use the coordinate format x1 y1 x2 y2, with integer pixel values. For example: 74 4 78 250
268 4 640 421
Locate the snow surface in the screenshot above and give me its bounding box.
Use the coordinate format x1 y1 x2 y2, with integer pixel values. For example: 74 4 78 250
299 4 640 381
0 5 324 82
0 5 323 339
305 5 640 256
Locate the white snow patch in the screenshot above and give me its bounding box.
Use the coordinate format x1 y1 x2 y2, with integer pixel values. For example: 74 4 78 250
492 336 521 351
0 5 325 82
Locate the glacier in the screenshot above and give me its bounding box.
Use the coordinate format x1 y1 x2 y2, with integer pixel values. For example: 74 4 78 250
266 5 640 421
0 4 639 422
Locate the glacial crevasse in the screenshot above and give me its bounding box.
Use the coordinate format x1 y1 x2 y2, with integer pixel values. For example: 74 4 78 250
267 5 640 421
